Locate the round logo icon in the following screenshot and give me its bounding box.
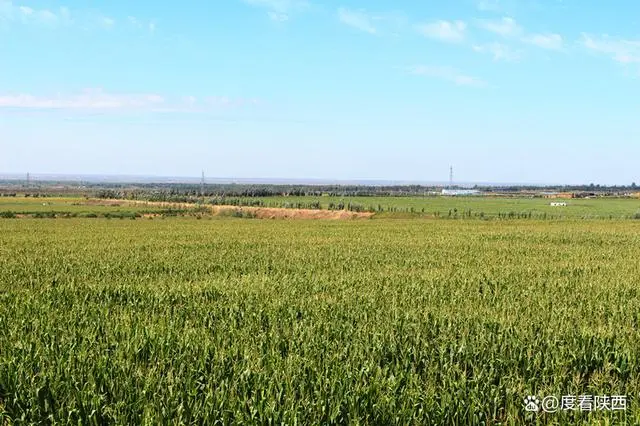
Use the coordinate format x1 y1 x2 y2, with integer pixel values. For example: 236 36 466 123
524 396 540 412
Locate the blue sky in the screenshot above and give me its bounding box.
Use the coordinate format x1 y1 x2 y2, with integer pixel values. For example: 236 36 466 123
1 0 639 184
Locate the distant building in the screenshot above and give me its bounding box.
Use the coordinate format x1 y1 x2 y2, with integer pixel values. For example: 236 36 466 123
442 189 481 196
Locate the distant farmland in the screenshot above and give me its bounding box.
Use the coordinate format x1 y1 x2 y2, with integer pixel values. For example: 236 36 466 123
1 195 639 220
242 195 640 219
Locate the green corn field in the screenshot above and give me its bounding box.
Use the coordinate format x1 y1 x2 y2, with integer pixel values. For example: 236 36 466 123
1 217 640 424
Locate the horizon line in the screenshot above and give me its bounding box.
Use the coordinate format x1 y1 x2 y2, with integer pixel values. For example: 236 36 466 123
0 172 636 188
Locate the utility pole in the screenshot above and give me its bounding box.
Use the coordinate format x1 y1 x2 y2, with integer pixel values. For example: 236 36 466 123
200 170 205 198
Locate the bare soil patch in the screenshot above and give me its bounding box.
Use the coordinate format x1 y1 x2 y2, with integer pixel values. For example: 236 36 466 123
223 206 373 220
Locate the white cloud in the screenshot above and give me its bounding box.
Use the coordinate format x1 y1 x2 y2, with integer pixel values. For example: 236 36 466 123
473 42 521 61
243 0 306 10
337 7 376 34
38 9 57 23
0 90 165 110
126 15 155 32
242 0 309 21
336 8 407 36
59 7 70 20
0 1 153 32
476 17 522 37
582 34 640 64
476 17 564 52
0 1 70 27
0 90 261 112
524 33 563 50
416 20 466 43
406 65 487 87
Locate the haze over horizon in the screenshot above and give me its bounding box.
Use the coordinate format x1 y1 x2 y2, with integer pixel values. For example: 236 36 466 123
1 0 639 186
0 172 632 188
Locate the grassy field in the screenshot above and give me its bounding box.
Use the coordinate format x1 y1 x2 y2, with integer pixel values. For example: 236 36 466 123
1 195 640 220
1 217 640 424
0 197 171 217
245 195 640 219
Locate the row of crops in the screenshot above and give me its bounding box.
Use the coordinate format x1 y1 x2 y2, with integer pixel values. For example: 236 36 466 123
0 209 197 220
1 207 637 221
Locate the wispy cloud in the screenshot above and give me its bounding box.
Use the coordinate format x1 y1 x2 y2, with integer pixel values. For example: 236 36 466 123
0 89 260 112
524 33 563 50
127 15 156 32
416 20 466 43
472 42 521 61
337 8 407 37
267 11 289 22
476 17 563 52
0 90 165 110
242 0 309 21
476 17 522 37
581 34 640 64
406 65 487 87
0 0 70 27
102 17 115 28
337 7 376 34
0 0 154 33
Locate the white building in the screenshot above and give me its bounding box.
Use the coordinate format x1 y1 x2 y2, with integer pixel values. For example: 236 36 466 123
442 189 481 196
